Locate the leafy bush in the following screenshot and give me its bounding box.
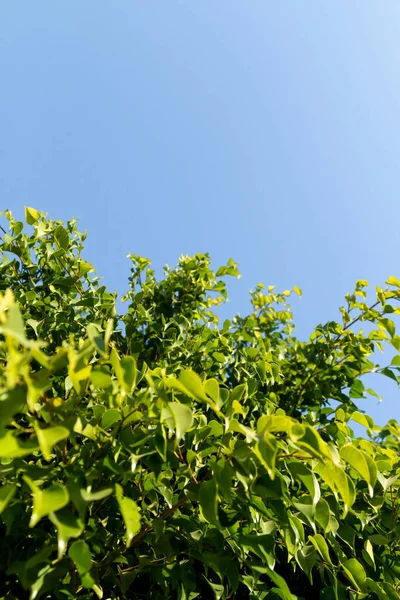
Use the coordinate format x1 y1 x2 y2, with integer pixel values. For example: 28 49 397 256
0 207 400 599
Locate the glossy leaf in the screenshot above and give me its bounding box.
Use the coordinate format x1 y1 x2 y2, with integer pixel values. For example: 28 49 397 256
309 534 333 567
342 558 366 591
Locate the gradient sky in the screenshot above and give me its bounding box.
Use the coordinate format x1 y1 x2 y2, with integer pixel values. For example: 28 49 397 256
1 2 400 426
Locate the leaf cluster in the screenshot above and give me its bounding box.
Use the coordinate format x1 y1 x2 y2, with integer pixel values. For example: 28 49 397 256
0 209 400 599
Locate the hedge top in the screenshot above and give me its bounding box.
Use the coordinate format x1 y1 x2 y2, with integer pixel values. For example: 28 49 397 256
0 207 399 599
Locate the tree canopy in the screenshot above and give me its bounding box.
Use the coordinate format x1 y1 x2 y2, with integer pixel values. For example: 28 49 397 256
0 207 400 599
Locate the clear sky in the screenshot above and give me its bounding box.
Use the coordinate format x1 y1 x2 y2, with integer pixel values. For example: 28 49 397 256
1 2 400 426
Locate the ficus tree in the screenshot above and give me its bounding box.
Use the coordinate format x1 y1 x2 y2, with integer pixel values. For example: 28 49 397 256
0 207 400 600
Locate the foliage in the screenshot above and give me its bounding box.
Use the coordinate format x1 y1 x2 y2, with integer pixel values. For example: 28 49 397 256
0 207 400 599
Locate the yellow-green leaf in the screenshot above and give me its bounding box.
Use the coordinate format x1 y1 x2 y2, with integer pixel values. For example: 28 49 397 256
115 484 141 547
25 478 69 527
54 225 69 250
309 533 333 567
178 370 209 402
168 402 193 440
0 430 39 458
34 424 69 461
341 445 377 496
25 206 40 225
387 275 400 288
49 508 84 558
342 558 366 591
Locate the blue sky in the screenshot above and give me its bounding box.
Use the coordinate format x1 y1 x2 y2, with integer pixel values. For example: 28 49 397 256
1 2 400 426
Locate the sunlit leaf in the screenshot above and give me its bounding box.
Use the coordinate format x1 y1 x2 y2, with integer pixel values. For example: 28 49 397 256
342 558 366 591
34 424 69 461
54 225 69 250
340 445 377 496
115 484 141 547
49 508 84 558
24 206 40 225
25 478 69 527
309 534 333 567
168 402 193 440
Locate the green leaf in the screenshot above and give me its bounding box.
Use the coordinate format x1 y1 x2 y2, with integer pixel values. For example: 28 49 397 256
287 461 320 507
54 225 69 249
49 508 84 558
257 414 294 435
178 370 210 402
340 445 377 496
386 275 400 287
90 366 112 388
351 411 374 429
0 386 26 427
315 463 355 514
25 478 69 527
81 488 113 502
110 347 124 387
368 534 389 545
101 409 121 429
381 583 400 600
115 484 141 547
238 534 275 569
168 402 193 440
366 578 389 600
263 565 297 600
315 498 331 533
34 424 69 461
292 424 331 460
309 534 333 567
229 383 247 403
68 540 95 589
24 206 40 224
350 379 365 399
29 563 62 600
380 317 396 338
0 430 39 458
199 478 220 527
363 539 375 569
342 558 366 591
154 426 167 461
254 434 278 478
293 285 302 296
0 483 17 514
87 323 107 356
296 545 317 583
333 467 356 514
204 378 220 403
293 496 316 533
121 356 137 392
2 303 25 340
213 352 226 363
